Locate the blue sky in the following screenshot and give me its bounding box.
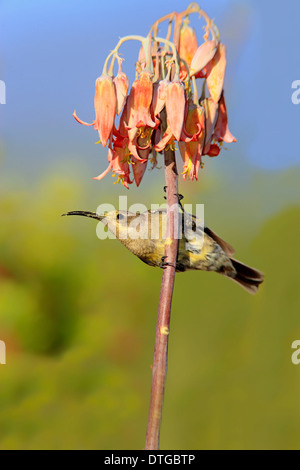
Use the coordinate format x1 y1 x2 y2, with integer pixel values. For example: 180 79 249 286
0 0 299 179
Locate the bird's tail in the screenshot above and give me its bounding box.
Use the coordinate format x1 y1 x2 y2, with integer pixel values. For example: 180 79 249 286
228 258 264 294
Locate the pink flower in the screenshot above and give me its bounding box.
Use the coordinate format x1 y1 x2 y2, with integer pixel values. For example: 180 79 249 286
127 72 156 129
179 103 205 180
132 155 148 187
205 43 227 103
152 79 169 117
73 74 117 147
94 74 117 146
189 40 218 77
114 58 129 115
201 97 219 155
165 78 186 141
178 23 198 73
213 93 236 143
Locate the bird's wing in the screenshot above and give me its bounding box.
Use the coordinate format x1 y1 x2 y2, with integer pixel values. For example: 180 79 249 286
184 220 205 255
189 214 234 256
203 226 235 257
146 208 235 257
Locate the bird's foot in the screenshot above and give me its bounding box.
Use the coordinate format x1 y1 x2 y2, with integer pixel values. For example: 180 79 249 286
163 187 185 210
160 256 176 269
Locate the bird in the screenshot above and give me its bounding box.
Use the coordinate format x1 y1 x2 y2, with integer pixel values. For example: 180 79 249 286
63 207 264 294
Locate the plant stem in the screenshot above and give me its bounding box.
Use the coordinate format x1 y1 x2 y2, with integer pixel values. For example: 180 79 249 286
145 147 179 450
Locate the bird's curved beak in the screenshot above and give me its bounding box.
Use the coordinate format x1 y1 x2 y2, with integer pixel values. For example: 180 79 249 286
62 211 105 221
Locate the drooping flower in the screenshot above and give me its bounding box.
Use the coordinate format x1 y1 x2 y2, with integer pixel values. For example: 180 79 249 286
110 146 133 189
127 71 156 129
127 127 152 163
94 74 117 146
154 107 201 154
179 103 205 180
93 145 133 189
189 40 218 77
152 79 169 117
200 92 236 158
165 78 186 141
114 58 129 115
115 100 152 165
132 154 148 187
212 93 236 143
205 43 227 103
178 22 198 74
201 97 219 155
73 73 117 148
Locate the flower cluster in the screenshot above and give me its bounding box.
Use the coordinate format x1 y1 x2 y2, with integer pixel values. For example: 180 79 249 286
73 3 236 188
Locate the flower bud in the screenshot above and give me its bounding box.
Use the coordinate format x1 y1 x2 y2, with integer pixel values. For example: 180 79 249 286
127 72 156 129
206 43 227 103
178 24 198 68
152 79 168 117
94 74 117 146
165 79 186 141
114 71 129 115
190 40 218 77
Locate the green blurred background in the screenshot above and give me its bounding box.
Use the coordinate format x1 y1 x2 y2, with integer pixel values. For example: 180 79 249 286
0 0 300 450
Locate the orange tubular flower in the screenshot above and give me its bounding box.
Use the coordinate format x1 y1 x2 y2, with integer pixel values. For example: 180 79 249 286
73 73 117 147
165 79 186 141
114 101 151 166
189 40 218 77
205 43 227 103
179 104 205 180
127 71 156 129
201 97 219 155
154 112 200 154
213 93 236 143
111 145 133 189
127 126 152 163
93 146 132 189
114 59 129 115
132 151 148 187
94 74 117 146
178 23 198 72
152 79 169 117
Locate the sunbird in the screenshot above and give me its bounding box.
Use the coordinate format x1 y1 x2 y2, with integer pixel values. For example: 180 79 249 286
63 208 264 294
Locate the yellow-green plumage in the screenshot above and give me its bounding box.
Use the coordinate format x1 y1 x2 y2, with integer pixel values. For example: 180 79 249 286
64 208 264 294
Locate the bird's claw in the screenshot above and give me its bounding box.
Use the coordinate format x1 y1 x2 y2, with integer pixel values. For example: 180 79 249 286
160 256 176 269
163 187 184 210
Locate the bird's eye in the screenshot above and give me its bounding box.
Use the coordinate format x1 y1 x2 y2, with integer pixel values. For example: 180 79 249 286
117 213 123 220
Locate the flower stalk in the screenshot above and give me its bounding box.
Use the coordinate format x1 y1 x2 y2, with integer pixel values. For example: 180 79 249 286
145 145 179 450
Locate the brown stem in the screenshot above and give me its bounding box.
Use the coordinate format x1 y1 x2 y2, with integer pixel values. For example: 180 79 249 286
145 147 179 450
